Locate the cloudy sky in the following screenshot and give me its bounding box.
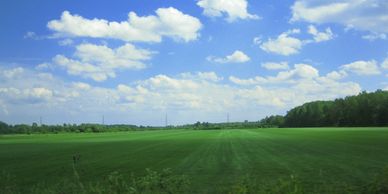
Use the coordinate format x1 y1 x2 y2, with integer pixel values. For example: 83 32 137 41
1 0 388 125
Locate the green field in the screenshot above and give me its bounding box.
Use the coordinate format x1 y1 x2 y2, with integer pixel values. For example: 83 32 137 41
1 128 388 193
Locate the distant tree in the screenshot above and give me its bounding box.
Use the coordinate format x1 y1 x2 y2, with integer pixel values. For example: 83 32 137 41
283 90 388 127
259 115 284 127
0 121 9 133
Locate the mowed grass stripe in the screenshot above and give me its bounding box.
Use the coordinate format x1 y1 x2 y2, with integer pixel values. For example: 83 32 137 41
245 128 388 185
0 130 204 186
1 128 388 192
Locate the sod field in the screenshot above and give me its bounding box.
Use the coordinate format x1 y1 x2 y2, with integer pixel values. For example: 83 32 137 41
1 128 388 193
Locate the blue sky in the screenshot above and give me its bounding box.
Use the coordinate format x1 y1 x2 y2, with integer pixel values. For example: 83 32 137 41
0 0 388 125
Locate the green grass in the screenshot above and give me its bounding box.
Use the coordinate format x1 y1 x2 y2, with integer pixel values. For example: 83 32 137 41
1 128 388 193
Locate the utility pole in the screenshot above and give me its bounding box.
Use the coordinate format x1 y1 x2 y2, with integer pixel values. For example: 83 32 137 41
39 116 42 126
102 115 105 125
227 113 230 123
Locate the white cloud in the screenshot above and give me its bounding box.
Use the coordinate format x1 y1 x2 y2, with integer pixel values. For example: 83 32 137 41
180 72 223 82
229 64 361 107
381 58 388 69
229 76 266 85
261 62 289 70
1 67 24 79
58 38 74 46
230 64 320 85
307 25 334 42
144 75 199 90
197 0 259 22
72 82 91 90
291 0 388 36
197 72 223 82
207 50 250 63
253 36 262 45
29 88 54 100
24 31 38 39
36 63 52 70
0 87 53 103
260 31 303 56
48 8 202 42
267 63 319 82
259 27 335 56
340 60 381 75
23 31 47 40
325 70 348 80
287 29 301 34
50 43 153 81
362 33 387 41
0 67 119 114
0 66 362 125
0 99 8 115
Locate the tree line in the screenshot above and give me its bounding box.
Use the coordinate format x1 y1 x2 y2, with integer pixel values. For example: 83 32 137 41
1 90 387 134
282 90 388 127
0 122 169 134
0 120 278 134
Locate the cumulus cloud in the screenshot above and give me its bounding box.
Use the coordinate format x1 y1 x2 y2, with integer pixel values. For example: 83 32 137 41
260 27 335 56
118 65 357 111
231 64 319 85
307 25 334 42
58 38 74 46
0 87 53 104
325 70 348 80
72 82 91 90
362 33 387 41
260 30 303 56
49 43 153 81
340 60 381 75
1 67 24 79
207 50 250 63
197 0 259 22
0 69 66 105
261 62 289 70
48 8 202 42
180 72 223 82
35 63 51 70
229 76 266 86
229 64 361 106
291 0 388 37
0 65 362 125
381 58 388 69
0 67 120 121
